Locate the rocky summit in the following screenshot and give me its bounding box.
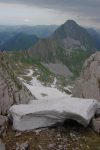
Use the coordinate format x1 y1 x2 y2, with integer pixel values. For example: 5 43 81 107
73 51 100 101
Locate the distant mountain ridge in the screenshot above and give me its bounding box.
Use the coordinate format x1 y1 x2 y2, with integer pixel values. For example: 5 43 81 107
53 20 94 50
87 28 100 49
0 25 58 38
0 33 39 51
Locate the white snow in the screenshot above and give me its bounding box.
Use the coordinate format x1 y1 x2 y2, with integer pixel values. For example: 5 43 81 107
24 69 33 77
10 69 98 131
18 69 70 101
10 97 98 131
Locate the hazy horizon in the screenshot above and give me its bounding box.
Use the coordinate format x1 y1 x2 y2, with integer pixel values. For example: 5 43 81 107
0 0 100 29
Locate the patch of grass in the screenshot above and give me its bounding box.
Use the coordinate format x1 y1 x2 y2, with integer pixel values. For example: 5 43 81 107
56 45 92 78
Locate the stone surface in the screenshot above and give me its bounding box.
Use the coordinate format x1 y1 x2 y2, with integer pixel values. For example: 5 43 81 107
16 141 29 150
73 52 100 102
92 117 100 133
9 97 97 131
0 52 35 116
0 139 5 150
43 63 73 77
0 115 8 127
0 115 8 137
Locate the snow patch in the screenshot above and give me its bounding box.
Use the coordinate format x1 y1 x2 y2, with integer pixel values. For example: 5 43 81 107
18 69 69 100
10 98 98 131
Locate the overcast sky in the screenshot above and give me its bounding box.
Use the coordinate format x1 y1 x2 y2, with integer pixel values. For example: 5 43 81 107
0 0 100 28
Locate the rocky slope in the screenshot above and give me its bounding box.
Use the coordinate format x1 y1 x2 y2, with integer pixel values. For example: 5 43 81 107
53 20 94 50
73 51 100 101
0 52 34 116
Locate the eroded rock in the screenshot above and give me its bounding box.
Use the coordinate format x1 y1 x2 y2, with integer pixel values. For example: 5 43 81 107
73 52 100 102
0 53 35 116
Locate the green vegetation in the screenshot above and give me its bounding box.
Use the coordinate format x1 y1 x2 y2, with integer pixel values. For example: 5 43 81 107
2 51 54 85
56 43 92 77
65 50 91 77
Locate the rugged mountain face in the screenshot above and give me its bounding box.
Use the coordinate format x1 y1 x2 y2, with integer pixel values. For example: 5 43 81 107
0 25 58 38
0 52 34 115
29 20 94 59
53 20 94 50
28 20 93 76
72 51 100 101
0 33 39 51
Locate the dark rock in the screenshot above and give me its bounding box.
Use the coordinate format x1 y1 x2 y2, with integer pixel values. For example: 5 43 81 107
0 115 8 136
16 141 29 150
0 115 8 126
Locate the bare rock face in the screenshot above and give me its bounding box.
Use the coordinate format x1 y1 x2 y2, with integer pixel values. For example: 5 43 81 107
0 53 35 116
73 52 100 102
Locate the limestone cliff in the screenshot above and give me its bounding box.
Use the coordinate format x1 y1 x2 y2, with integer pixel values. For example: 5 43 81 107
73 51 100 101
0 52 35 115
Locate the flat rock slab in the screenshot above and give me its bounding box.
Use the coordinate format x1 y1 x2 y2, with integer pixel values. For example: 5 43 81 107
9 98 98 131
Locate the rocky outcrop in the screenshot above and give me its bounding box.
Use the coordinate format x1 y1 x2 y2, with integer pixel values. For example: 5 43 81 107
0 52 35 116
73 52 100 101
9 97 97 131
0 139 5 150
92 117 100 133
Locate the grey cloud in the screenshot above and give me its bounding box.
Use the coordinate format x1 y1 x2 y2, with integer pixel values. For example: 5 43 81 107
1 0 100 16
0 0 100 9
0 0 100 28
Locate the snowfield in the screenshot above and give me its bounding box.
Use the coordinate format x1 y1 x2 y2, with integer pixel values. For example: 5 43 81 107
19 69 71 101
10 69 98 131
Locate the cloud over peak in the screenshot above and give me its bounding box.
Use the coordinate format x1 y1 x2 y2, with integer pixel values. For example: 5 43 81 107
0 0 100 28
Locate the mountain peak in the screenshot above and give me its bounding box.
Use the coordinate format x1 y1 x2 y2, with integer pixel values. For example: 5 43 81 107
64 20 77 26
52 20 93 50
53 20 81 39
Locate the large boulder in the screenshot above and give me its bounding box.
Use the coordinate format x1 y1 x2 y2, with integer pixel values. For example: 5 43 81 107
9 97 97 131
73 52 100 101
